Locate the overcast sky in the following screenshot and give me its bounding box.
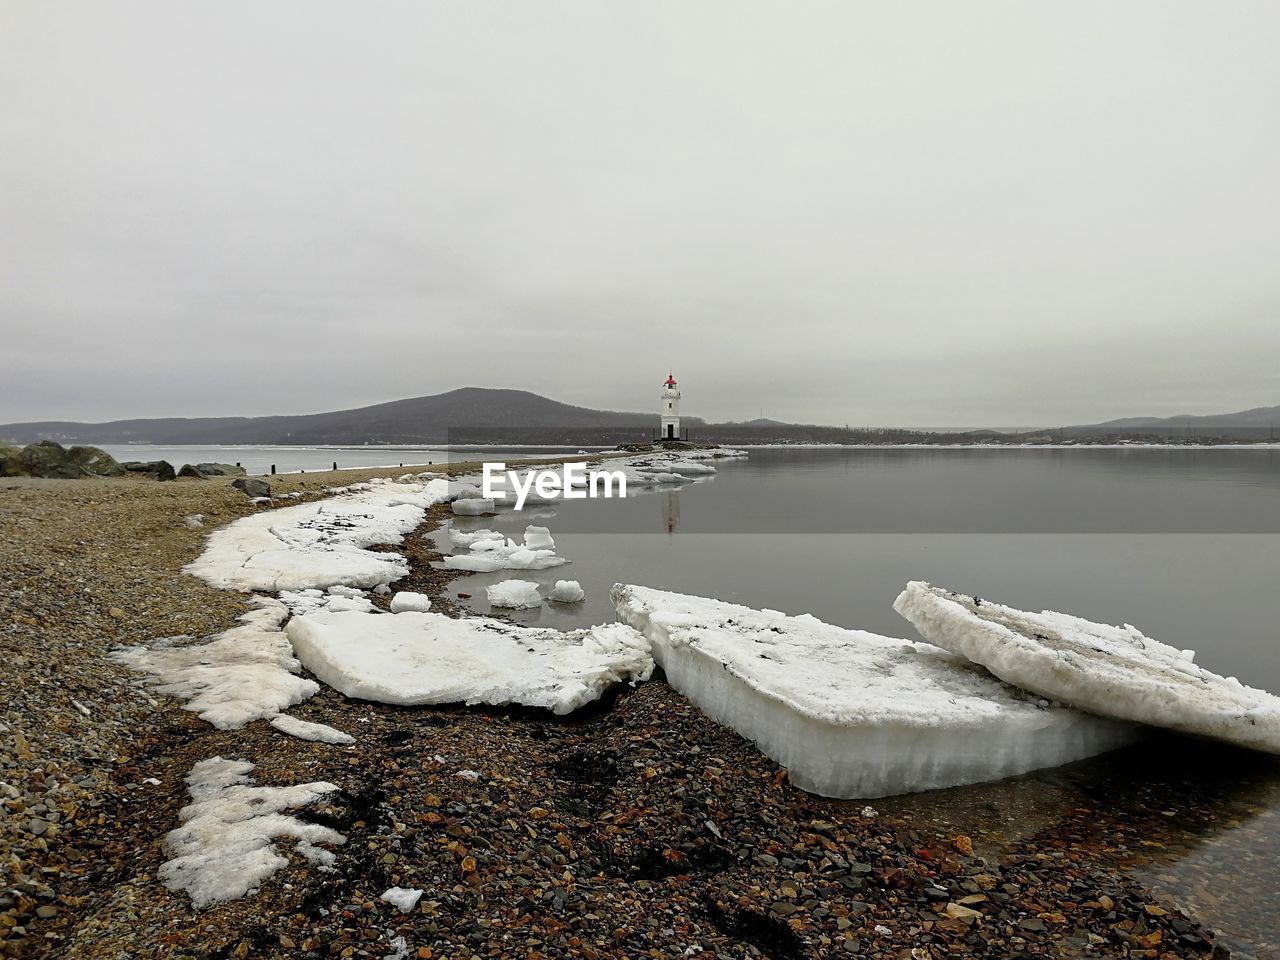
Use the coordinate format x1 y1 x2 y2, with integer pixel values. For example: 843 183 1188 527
2 1 1277 428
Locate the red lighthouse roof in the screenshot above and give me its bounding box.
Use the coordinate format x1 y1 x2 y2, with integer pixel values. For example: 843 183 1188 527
664 373 677 387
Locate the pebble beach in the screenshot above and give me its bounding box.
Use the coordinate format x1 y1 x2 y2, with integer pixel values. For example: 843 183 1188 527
0 468 1243 959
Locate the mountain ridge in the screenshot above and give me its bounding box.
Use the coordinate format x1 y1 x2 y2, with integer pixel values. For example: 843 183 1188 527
0 387 699 446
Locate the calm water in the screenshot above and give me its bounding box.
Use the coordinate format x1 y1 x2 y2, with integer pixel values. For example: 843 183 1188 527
97 443 609 475
438 447 1280 952
444 447 1280 689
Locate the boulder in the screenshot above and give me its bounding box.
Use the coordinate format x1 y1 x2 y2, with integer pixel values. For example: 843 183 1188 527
11 441 124 479
0 442 21 477
122 460 177 482
177 462 246 478
231 477 272 499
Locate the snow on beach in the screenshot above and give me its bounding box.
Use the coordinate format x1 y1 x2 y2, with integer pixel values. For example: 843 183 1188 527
185 476 452 592
109 597 318 730
894 581 1280 754
286 610 653 715
159 758 344 909
612 584 1137 798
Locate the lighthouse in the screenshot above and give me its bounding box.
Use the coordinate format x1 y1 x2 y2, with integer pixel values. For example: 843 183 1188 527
660 373 681 441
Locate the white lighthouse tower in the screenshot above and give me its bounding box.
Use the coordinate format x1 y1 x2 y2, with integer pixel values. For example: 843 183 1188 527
660 373 681 441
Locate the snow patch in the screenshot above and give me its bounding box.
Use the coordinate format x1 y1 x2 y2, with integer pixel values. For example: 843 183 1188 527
110 598 318 730
894 581 1280 754
287 609 653 715
159 757 344 909
612 584 1136 798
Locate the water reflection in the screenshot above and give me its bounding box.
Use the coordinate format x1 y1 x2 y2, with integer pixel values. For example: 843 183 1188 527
661 488 681 533
871 736 1280 956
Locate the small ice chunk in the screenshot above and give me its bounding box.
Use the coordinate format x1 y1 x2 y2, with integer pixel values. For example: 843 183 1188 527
446 482 483 501
451 498 496 516
390 592 433 613
325 595 376 614
448 527 504 548
546 580 586 603
893 581 1280 754
327 585 365 598
486 580 542 609
522 525 555 549
270 714 355 745
380 886 424 913
159 757 344 908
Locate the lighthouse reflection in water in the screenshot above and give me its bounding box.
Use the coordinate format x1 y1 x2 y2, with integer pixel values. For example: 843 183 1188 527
661 488 680 533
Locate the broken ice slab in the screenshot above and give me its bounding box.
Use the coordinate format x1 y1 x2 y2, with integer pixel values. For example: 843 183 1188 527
611 584 1137 798
894 581 1280 754
286 609 653 715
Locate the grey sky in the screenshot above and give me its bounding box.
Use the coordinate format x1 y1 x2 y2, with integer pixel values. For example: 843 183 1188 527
2 1 1277 428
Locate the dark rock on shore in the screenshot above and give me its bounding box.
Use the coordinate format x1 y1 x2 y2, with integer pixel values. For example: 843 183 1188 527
176 462 246 478
231 477 271 498
2 440 124 479
121 460 176 481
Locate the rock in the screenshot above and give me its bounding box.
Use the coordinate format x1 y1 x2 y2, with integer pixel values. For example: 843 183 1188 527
34 906 57 920
0 441 22 476
121 460 176 481
231 477 271 499
10 441 124 479
177 462 246 478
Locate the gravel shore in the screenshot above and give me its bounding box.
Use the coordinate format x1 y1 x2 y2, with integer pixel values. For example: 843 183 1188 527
1 468 1224 959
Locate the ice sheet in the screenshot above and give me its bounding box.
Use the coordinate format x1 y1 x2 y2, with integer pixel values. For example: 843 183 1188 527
612 584 1136 798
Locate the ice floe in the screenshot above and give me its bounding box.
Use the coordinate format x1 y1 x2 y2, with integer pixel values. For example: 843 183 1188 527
612 584 1136 798
894 581 1280 754
286 610 653 714
448 527 504 548
270 714 355 745
186 477 451 592
546 579 586 603
110 598 318 730
440 525 568 573
451 497 496 516
486 579 543 609
159 757 344 909
521 525 555 549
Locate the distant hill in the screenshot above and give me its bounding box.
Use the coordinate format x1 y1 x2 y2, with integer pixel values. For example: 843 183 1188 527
4 389 1274 447
1066 404 1280 440
0 388 703 446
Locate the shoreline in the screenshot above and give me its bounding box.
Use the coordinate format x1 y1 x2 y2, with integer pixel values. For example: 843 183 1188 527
0 468 1246 958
